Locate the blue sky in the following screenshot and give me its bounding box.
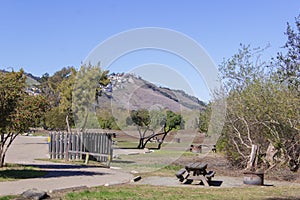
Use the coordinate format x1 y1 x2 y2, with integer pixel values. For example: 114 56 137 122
0 1 299 101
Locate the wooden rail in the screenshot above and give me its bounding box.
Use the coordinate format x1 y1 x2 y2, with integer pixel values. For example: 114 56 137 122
48 132 113 167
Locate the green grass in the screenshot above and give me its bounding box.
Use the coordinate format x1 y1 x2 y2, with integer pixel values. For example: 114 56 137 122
137 164 184 178
63 184 300 200
0 164 47 182
36 158 110 168
0 196 16 200
114 140 138 148
113 139 172 149
111 147 190 174
30 131 48 137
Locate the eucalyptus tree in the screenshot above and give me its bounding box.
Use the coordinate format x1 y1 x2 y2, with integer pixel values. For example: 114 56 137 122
72 64 110 130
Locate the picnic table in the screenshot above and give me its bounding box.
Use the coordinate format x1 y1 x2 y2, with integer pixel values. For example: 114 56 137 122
175 162 215 186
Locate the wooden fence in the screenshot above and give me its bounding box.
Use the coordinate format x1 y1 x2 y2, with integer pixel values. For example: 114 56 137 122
48 132 113 167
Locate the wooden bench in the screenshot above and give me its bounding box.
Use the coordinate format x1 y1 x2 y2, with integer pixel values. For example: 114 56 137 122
175 168 189 182
205 170 215 181
175 162 215 186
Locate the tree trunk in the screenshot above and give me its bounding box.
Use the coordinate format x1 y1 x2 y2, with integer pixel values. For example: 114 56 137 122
65 115 71 161
157 133 168 150
0 153 5 167
0 133 18 168
66 114 71 133
265 143 278 167
247 144 259 171
137 138 145 149
80 113 89 132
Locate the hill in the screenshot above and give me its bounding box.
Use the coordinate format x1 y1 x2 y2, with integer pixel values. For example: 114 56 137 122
0 69 40 86
100 73 206 113
1 69 206 112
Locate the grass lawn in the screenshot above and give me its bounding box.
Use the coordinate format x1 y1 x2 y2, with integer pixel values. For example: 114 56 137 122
63 184 300 200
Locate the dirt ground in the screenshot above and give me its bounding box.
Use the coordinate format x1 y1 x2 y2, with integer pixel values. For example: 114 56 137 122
111 149 300 188
113 130 300 183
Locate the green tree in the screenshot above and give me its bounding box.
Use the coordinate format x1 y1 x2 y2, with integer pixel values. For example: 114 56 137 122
72 64 110 130
97 108 119 130
219 44 277 169
127 109 151 148
39 67 75 107
40 67 77 130
219 42 300 171
127 109 183 149
0 70 48 167
44 107 67 130
269 15 300 171
198 104 211 134
158 110 183 149
57 67 77 132
272 15 300 91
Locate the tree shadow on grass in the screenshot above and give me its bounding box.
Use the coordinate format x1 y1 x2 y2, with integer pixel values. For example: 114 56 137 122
0 168 109 180
23 163 102 170
1 163 112 180
111 160 136 164
0 169 46 180
42 170 109 178
113 147 140 150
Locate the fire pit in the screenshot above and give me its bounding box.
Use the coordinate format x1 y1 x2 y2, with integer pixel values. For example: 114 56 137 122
243 171 264 185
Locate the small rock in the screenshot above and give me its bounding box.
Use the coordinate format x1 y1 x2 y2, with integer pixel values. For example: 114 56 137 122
21 188 49 200
128 152 139 155
112 140 118 145
131 176 142 182
131 170 139 174
104 183 110 187
110 166 121 170
144 148 151 153
113 154 120 159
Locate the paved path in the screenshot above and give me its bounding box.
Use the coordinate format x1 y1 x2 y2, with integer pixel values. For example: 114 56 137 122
0 136 133 196
133 176 300 188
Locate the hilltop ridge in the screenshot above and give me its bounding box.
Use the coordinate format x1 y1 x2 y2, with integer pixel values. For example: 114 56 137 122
100 73 206 112
1 69 206 112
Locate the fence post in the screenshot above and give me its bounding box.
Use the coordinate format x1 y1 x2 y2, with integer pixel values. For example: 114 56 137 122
48 131 113 167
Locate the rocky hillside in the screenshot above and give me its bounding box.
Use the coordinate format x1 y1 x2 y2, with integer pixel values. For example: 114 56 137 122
99 73 206 113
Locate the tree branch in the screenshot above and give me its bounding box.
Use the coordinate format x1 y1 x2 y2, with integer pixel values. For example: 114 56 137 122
232 138 247 158
239 116 253 144
229 117 251 148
